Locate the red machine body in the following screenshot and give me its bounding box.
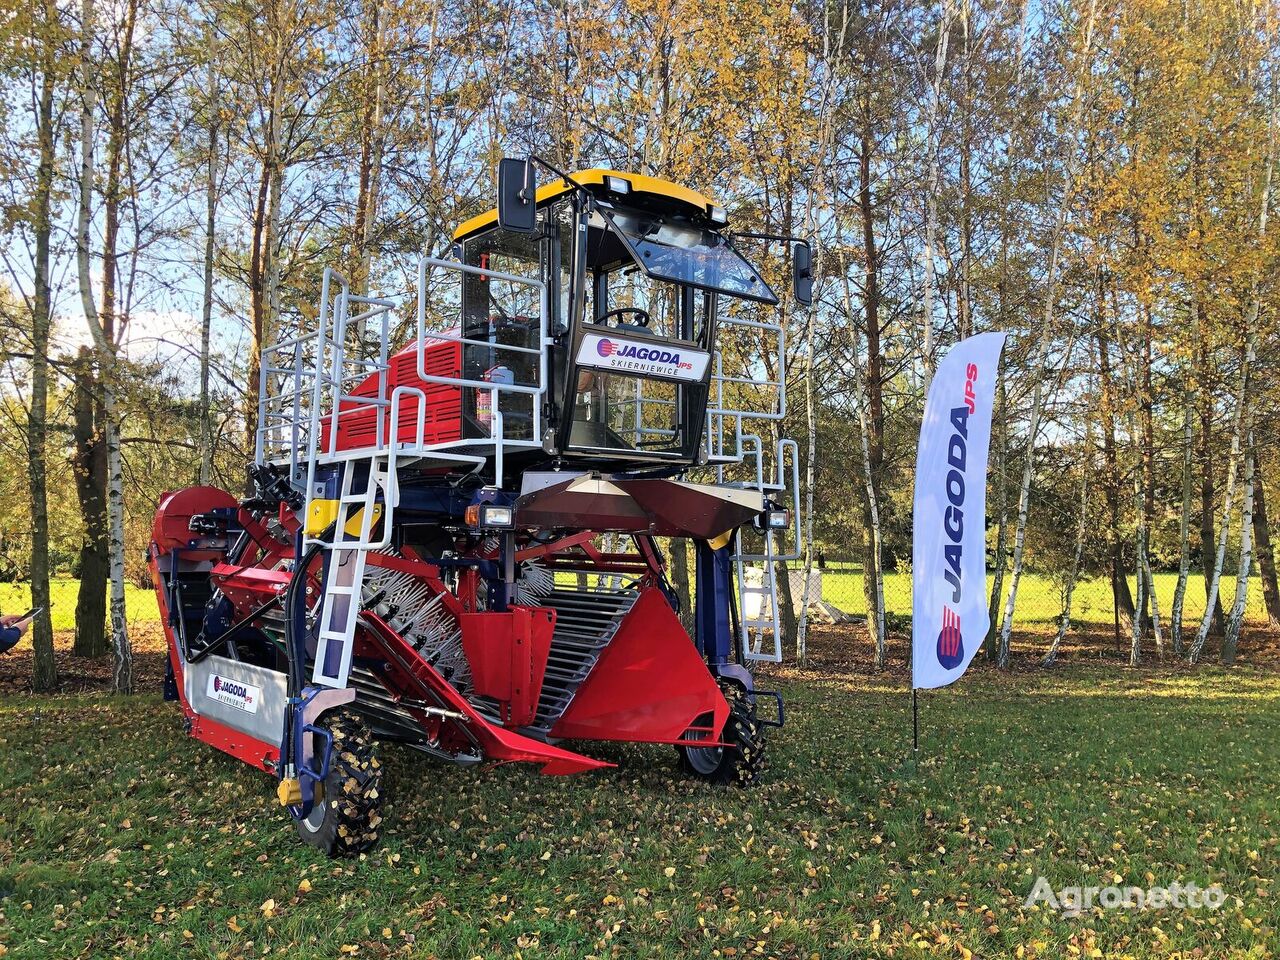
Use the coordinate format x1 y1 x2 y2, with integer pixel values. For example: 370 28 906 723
150 485 731 785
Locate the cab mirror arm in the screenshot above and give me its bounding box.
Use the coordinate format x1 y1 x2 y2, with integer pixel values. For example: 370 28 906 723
498 154 596 235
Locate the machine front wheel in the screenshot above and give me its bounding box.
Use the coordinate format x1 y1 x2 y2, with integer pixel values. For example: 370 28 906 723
677 685 765 786
294 709 384 857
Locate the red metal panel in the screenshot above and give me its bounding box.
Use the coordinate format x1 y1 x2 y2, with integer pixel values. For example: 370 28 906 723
549 587 729 743
359 613 611 775
322 340 463 453
210 562 289 614
460 606 555 727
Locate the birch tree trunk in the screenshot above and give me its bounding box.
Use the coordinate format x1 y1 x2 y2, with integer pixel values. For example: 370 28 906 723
1170 387 1194 655
199 22 218 485
839 273 886 667
997 0 1098 668
77 0 133 693
1131 518 1146 666
919 0 954 380
71 349 108 657
1128 404 1154 665
1195 59 1273 662
985 377 1009 658
796 288 817 663
354 0 385 299
1223 435 1255 665
1189 337 1250 662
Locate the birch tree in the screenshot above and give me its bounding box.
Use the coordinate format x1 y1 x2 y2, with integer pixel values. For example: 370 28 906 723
75 0 134 693
997 0 1099 668
1223 435 1256 665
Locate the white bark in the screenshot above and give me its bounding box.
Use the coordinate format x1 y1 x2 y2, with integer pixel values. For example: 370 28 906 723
1128 409 1160 665
1223 435 1255 664
1130 513 1145 666
1189 338 1251 662
1190 48 1272 660
796 7 848 664
76 0 131 692
1143 549 1163 659
199 21 218 485
1170 387 1193 655
986 379 1009 652
920 0 955 380
838 273 886 666
75 0 97 331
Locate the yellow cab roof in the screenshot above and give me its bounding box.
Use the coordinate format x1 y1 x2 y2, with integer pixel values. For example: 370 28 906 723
452 168 719 241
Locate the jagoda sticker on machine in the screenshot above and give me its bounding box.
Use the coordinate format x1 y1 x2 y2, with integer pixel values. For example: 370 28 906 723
575 334 710 382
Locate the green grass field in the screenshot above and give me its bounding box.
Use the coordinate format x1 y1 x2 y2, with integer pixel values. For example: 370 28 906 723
823 570 1269 627
0 571 1269 635
0 579 160 631
1 664 1276 958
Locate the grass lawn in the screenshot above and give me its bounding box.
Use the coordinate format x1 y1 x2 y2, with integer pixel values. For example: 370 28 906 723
0 579 160 631
821 571 1269 627
1 659 1277 958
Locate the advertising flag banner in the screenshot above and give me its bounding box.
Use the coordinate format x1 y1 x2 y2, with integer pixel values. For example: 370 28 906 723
912 332 1008 690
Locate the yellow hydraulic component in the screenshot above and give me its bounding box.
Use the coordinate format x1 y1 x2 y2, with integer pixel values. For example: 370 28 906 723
277 777 302 807
304 500 383 537
708 529 734 551
305 499 339 535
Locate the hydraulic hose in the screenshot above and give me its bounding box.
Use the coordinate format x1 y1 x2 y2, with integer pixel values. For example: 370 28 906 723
281 524 333 776
284 530 331 699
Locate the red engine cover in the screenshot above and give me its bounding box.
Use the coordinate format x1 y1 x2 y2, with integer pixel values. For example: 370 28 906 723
549 587 729 743
322 339 463 454
151 486 239 560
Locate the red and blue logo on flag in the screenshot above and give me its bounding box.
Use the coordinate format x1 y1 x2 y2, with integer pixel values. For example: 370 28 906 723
936 605 964 669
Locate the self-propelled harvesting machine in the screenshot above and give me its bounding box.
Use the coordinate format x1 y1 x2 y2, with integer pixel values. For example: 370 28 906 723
149 159 810 855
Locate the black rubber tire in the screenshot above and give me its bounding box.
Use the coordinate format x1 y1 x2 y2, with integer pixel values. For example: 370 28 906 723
678 684 766 786
294 709 384 857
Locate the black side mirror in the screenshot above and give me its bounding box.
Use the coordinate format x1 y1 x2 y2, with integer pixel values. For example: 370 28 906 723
793 240 813 307
497 157 537 234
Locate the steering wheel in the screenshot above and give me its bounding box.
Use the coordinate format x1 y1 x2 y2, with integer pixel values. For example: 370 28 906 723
596 307 652 329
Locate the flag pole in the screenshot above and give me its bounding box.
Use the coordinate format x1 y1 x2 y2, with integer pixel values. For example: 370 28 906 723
912 687 919 754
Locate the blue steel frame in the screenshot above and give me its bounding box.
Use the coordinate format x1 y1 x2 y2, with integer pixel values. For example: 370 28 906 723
693 538 754 693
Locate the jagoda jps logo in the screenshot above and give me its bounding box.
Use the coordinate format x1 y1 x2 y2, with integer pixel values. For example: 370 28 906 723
936 360 980 670
577 333 709 381
595 337 691 370
208 674 260 713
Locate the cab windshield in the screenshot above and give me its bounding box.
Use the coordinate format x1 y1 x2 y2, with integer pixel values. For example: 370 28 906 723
601 207 779 305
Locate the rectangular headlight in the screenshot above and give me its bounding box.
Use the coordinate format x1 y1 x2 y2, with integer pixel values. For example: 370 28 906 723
480 504 514 529
766 508 790 530
707 204 728 225
604 175 631 195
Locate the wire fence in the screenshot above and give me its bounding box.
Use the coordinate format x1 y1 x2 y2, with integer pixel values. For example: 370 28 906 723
1 560 1274 639
809 561 1273 630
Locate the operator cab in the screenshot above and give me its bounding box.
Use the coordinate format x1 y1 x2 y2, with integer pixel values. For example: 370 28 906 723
451 168 780 469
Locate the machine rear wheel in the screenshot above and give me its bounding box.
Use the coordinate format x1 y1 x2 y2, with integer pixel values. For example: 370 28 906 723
294 709 384 857
678 685 765 786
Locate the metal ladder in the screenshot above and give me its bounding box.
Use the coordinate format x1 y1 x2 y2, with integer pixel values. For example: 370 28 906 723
730 437 800 664
311 453 393 689
735 532 783 663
